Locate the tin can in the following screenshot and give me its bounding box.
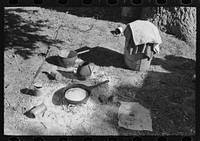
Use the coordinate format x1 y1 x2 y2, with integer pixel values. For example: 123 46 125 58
29 103 47 118
115 26 124 35
33 81 43 96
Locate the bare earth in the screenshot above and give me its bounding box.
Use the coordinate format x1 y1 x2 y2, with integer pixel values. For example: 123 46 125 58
4 7 196 136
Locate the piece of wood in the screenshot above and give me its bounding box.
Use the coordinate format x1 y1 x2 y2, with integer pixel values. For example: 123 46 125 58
77 49 90 55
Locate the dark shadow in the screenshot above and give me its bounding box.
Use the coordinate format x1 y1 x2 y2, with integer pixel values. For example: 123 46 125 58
23 106 36 118
52 87 66 105
41 71 55 80
41 66 86 81
110 30 117 35
77 46 129 69
45 56 64 67
83 137 93 141
57 70 88 81
110 30 121 37
20 88 34 96
44 7 144 24
103 55 195 135
152 55 195 73
59 137 69 141
44 7 123 23
4 8 64 59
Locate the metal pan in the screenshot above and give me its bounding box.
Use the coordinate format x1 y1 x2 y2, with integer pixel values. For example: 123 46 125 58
62 80 109 105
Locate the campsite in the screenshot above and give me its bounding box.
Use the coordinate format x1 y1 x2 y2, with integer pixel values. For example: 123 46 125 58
4 7 196 135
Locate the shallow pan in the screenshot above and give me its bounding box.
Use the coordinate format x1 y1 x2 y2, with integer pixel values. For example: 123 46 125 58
62 80 109 105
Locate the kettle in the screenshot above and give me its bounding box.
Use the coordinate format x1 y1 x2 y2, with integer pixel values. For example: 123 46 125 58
77 62 93 79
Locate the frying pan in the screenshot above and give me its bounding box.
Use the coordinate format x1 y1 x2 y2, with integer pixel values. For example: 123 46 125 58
62 80 109 105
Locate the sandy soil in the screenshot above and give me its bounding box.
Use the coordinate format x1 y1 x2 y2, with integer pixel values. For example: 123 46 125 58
4 7 196 135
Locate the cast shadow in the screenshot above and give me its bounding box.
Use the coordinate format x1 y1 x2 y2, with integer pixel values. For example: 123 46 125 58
44 7 123 23
57 70 80 80
151 55 195 73
4 8 64 59
23 106 36 118
45 56 64 67
101 54 195 135
41 71 55 80
77 46 129 69
20 88 34 96
52 87 66 106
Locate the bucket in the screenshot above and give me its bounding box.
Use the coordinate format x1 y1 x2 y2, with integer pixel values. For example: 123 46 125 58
124 45 153 71
58 50 78 68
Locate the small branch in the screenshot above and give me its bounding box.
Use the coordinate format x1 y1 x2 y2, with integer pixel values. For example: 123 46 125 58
40 122 47 129
71 24 94 32
24 24 63 96
5 98 11 107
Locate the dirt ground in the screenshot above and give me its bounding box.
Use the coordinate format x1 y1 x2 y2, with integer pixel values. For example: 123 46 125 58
4 7 196 135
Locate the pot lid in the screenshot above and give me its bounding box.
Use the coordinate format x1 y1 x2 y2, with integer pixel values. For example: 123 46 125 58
34 80 43 87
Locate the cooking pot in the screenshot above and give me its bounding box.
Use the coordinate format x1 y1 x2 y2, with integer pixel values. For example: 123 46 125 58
58 49 90 68
57 61 93 80
76 61 94 80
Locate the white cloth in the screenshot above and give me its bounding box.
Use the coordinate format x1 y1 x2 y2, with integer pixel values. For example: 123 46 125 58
128 20 162 54
118 101 153 131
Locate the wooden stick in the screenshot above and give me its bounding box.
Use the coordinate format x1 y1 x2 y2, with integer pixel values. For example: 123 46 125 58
71 24 94 32
40 122 47 129
77 49 90 55
130 48 133 55
24 25 63 95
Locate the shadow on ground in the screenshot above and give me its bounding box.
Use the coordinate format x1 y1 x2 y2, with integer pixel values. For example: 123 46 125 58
44 7 123 23
44 7 145 24
4 8 64 59
41 71 55 80
20 88 35 96
103 55 195 135
52 87 65 106
77 46 129 69
45 56 63 67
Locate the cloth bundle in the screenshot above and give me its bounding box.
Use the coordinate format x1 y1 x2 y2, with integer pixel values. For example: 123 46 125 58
124 20 162 58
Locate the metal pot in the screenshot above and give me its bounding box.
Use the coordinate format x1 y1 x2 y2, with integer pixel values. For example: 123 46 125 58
77 61 93 80
58 49 90 68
